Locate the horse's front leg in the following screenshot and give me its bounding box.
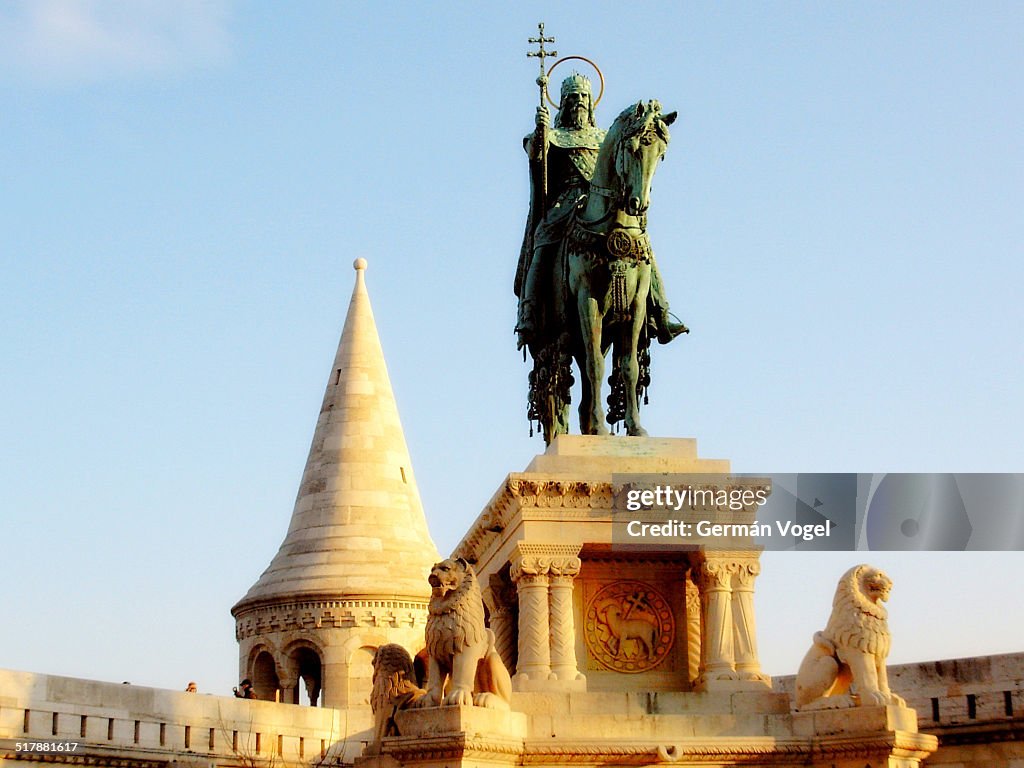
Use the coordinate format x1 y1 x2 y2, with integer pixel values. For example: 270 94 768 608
577 293 608 435
575 348 597 436
622 271 651 437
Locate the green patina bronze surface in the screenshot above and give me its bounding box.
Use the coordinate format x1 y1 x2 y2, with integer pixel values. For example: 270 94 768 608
515 25 688 444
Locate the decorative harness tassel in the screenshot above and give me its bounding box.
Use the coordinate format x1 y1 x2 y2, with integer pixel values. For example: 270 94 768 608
607 229 633 321
609 261 629 320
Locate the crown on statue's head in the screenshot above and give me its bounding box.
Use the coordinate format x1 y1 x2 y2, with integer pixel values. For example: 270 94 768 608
561 72 592 97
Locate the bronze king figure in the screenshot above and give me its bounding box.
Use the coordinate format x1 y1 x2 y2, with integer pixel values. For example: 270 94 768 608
515 24 688 443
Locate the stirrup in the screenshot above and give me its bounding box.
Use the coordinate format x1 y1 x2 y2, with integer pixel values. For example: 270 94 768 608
656 313 689 345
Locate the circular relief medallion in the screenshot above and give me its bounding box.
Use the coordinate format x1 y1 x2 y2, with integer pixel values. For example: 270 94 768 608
606 229 634 259
584 580 675 673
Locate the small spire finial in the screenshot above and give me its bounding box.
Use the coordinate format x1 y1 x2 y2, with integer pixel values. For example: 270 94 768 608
353 257 368 271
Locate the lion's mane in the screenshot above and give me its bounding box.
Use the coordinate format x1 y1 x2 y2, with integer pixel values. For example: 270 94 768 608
370 644 416 715
425 560 486 660
821 564 891 658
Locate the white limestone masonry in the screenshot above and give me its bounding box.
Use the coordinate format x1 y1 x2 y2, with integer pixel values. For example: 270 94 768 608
230 260 440 708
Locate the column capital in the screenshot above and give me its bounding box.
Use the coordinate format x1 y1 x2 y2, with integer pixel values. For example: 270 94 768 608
694 558 733 589
732 558 761 587
510 543 582 581
695 552 762 585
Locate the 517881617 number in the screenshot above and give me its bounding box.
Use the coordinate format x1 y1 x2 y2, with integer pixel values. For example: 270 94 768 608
15 741 79 753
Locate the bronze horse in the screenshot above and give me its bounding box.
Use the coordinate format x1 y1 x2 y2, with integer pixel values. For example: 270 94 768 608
563 100 676 438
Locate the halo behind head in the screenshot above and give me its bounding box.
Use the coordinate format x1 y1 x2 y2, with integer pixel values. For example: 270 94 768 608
544 55 605 110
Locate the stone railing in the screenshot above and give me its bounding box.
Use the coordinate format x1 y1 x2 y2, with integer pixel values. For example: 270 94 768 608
0 668 369 766
774 652 1024 766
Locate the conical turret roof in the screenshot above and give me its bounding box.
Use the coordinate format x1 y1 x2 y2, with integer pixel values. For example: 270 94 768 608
234 259 440 613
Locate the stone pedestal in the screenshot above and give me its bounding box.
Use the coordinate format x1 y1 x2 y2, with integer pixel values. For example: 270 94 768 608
347 437 937 768
454 435 769 695
793 704 939 768
355 706 526 768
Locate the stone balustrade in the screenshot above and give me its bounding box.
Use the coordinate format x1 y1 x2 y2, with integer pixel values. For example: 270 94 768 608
0 668 368 766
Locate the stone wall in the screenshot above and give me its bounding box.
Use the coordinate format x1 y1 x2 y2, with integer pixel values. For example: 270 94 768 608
5 651 1020 768
0 668 371 767
775 652 1024 768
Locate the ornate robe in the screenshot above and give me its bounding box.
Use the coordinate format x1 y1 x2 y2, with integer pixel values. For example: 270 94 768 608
514 125 606 298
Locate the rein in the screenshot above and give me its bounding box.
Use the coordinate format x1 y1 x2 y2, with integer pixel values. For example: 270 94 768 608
577 123 646 233
574 200 647 236
578 176 645 233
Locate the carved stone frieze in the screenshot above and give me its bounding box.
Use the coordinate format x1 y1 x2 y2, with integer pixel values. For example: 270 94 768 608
517 731 936 764
453 476 615 564
536 481 566 507
383 734 525 761
506 478 614 507
0 756 168 768
234 598 428 640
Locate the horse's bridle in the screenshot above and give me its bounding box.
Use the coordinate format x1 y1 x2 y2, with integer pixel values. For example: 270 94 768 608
585 137 631 215
579 124 657 231
576 185 648 235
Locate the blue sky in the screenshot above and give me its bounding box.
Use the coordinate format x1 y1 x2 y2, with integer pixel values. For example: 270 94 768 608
1 2 1022 696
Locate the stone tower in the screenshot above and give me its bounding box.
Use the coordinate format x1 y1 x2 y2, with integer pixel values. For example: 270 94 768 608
232 259 440 708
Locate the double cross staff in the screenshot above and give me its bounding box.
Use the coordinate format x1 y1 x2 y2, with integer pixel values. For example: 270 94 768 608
527 22 557 108
527 22 556 210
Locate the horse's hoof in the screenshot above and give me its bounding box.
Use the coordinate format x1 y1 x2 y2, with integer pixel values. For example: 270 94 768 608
628 426 649 437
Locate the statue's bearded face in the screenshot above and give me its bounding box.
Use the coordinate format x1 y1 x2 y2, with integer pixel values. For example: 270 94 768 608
563 89 591 128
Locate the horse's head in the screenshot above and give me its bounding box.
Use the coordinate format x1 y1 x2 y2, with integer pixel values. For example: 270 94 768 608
612 100 677 218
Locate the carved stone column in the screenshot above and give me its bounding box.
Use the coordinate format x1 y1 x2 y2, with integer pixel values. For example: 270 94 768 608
279 677 298 705
510 544 585 691
731 557 770 685
684 571 702 687
483 575 518 675
510 558 551 683
695 553 771 692
695 557 736 689
548 556 583 682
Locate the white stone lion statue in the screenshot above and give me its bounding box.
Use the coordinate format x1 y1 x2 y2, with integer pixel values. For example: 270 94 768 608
419 557 512 709
794 564 906 710
366 643 426 752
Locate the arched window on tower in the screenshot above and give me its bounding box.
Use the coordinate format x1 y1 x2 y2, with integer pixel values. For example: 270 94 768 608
291 646 323 707
252 650 281 702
